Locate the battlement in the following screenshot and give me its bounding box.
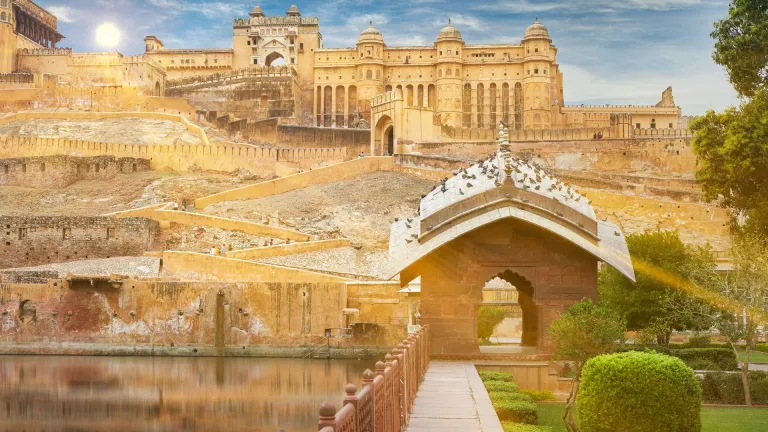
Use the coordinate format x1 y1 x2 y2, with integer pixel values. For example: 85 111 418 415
372 89 403 107
18 48 72 56
167 65 296 90
234 16 319 27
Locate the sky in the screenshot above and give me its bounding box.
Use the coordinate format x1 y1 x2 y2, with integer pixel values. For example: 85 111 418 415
40 0 739 115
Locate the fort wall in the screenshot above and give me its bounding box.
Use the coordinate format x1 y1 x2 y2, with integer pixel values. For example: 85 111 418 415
0 216 158 269
225 239 351 260
0 155 150 189
0 135 348 174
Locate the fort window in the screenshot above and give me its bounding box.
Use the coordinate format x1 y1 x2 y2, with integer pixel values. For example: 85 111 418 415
651 119 657 129
669 123 674 128
18 228 26 240
40 163 45 173
534 68 539 74
0 1 6 7
62 228 72 240
106 228 115 240
95 164 100 173
636 123 641 129
535 48 539 53
447 50 451 55
0 12 5 21
22 164 26 173
2 165 7 174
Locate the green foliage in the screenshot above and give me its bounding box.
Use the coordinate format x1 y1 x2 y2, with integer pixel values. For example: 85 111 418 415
519 389 557 402
578 351 702 432
756 343 768 353
489 391 535 404
690 92 768 238
492 398 539 424
549 299 626 367
501 422 551 432
700 371 768 405
484 380 521 394
687 334 712 348
599 230 717 336
711 0 768 98
670 348 739 371
478 370 515 383
478 306 507 340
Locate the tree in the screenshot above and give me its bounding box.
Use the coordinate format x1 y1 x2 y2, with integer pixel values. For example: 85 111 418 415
599 230 716 344
711 0 768 98
690 91 768 238
549 299 626 432
670 234 768 406
477 306 507 342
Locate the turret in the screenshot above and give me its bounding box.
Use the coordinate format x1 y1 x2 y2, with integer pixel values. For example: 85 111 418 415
434 19 464 128
521 18 553 129
144 36 164 53
356 22 385 116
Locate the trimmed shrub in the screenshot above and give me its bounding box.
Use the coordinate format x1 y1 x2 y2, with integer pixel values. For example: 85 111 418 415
488 391 535 404
501 422 551 432
756 343 768 353
519 389 557 401
669 348 738 371
484 380 520 394
687 334 712 348
699 370 768 405
578 351 701 432
686 358 722 371
478 306 507 340
492 399 538 424
479 370 515 383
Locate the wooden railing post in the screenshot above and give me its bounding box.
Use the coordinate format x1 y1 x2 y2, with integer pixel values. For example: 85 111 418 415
375 360 387 432
319 401 337 431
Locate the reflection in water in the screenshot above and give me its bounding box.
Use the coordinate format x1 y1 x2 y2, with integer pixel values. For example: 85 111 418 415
0 355 369 432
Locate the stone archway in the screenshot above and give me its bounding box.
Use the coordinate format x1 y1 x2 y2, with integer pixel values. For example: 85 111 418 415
154 81 161 97
494 270 537 346
374 115 393 156
264 52 285 66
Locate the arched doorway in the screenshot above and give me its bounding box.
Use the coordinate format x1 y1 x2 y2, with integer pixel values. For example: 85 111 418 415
154 81 161 96
264 52 285 66
374 115 393 156
495 270 537 346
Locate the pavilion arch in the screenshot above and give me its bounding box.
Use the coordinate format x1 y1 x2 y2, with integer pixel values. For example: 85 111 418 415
374 114 394 156
264 52 285 66
154 81 161 97
484 270 538 346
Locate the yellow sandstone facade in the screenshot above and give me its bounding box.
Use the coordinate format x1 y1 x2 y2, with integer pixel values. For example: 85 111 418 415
0 0 64 73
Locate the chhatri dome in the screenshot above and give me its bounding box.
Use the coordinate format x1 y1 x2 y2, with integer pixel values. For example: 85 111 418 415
286 4 301 16
437 19 463 42
524 17 550 40
249 5 264 17
358 22 384 43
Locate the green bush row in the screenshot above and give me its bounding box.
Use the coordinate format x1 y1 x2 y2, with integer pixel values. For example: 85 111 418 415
484 380 521 393
699 371 768 405
519 388 557 402
479 370 515 382
492 398 539 424
501 421 551 432
489 391 535 404
623 346 738 370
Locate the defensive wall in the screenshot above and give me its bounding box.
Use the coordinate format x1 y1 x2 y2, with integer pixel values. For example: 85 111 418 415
0 154 150 189
0 277 410 354
225 239 351 259
108 205 311 242
0 111 210 146
0 216 158 269
0 135 349 173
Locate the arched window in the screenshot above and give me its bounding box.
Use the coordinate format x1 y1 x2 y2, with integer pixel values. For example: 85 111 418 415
366 69 372 79
446 69 452 77
651 119 657 129
438 69 442 78
376 70 381 79
455 68 460 77
0 0 6 8
0 12 5 21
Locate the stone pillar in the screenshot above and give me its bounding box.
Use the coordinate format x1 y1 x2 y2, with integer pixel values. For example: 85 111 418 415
470 85 477 129
313 87 318 126
343 86 349 127
331 88 337 127
319 87 325 127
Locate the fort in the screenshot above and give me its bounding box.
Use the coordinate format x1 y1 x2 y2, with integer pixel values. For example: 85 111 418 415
0 2 741 428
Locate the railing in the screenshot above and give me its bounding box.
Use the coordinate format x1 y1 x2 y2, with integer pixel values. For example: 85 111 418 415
318 326 431 432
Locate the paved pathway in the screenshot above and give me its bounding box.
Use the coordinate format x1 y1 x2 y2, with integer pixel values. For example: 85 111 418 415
406 361 503 432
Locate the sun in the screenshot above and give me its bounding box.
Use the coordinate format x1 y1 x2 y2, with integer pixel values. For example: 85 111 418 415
95 22 121 48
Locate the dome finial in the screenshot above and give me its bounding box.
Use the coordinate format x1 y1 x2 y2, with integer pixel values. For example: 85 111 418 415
535 17 540 23
448 17 452 25
369 20 373 26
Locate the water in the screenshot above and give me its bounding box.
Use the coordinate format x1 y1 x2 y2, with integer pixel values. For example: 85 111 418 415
0 355 371 432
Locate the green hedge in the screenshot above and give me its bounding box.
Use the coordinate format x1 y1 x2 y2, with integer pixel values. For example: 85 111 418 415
501 422 551 432
578 351 702 432
699 371 768 405
492 399 539 424
624 346 738 371
519 389 557 402
484 380 521 394
488 391 535 404
479 371 515 382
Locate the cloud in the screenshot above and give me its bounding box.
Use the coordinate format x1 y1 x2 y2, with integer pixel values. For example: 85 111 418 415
46 5 77 23
433 13 485 32
472 0 707 13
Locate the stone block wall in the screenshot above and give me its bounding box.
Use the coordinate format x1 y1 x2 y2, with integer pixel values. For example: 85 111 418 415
0 216 159 269
0 155 150 189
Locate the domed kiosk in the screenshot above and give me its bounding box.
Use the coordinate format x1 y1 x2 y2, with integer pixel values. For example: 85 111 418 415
387 124 635 355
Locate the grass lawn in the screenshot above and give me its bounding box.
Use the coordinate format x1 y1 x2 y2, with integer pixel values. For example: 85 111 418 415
536 403 768 432
738 350 768 363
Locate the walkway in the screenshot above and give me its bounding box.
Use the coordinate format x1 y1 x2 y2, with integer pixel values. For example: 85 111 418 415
406 361 503 432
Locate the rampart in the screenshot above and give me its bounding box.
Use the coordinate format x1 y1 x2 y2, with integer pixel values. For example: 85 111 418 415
0 135 348 173
0 216 158 269
0 155 150 189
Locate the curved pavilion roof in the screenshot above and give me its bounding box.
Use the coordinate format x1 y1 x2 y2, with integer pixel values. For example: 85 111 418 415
387 124 635 282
